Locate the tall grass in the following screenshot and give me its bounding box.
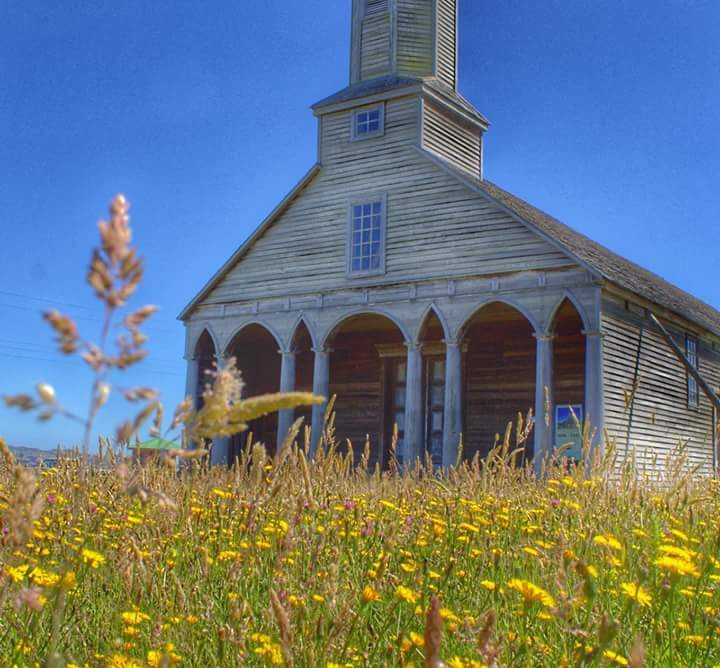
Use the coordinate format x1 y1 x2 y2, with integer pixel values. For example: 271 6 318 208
1 431 719 667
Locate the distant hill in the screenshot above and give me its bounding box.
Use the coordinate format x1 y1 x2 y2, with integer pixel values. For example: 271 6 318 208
9 445 61 465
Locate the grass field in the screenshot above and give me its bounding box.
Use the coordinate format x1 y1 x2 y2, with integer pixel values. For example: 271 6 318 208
1 433 718 668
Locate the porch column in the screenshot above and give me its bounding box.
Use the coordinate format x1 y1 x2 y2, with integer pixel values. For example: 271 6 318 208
403 342 424 466
277 349 297 450
442 340 463 468
533 334 554 472
185 356 199 409
210 353 231 467
583 329 605 455
310 347 331 456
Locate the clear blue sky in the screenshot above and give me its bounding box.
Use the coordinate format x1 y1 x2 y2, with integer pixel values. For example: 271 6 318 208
1 1 719 450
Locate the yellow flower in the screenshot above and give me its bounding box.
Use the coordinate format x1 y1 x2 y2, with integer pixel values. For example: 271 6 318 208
619 582 652 608
212 488 232 499
5 564 30 583
593 535 623 551
683 635 705 646
30 567 60 588
480 580 496 591
395 585 421 604
362 585 381 602
506 579 555 608
654 555 700 578
603 650 629 666
81 547 106 568
121 611 151 625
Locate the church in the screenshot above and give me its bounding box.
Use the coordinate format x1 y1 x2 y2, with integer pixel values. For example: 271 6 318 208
179 0 720 472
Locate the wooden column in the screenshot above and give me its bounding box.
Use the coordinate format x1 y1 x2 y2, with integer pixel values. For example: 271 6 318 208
442 340 463 468
277 349 297 450
534 334 554 472
583 329 605 454
210 354 230 467
403 342 424 466
310 348 331 456
185 356 199 409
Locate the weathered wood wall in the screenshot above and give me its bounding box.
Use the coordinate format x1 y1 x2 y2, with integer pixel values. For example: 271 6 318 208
464 307 537 461
360 13 392 80
329 329 404 468
553 301 586 408
396 0 434 77
204 97 577 305
602 293 719 473
422 99 481 176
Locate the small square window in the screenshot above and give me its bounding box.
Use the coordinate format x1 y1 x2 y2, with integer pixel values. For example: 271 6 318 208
686 335 699 409
348 197 386 276
352 105 384 140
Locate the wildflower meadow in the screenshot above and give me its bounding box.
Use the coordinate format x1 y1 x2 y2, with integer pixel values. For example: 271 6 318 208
2 196 719 667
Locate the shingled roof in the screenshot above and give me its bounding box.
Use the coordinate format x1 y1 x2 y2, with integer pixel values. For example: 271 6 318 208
432 159 720 337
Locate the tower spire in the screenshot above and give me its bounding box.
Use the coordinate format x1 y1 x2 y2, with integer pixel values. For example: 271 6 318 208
350 0 458 89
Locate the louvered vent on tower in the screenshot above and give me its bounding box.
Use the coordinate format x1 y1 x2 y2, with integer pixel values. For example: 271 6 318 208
365 0 389 15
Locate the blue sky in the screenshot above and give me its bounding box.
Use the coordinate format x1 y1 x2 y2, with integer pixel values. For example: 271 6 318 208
1 1 719 450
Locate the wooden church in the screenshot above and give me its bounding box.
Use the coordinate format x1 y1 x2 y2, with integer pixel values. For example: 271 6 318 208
180 0 720 472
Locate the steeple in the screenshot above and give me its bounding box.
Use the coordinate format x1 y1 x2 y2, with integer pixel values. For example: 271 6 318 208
350 0 458 89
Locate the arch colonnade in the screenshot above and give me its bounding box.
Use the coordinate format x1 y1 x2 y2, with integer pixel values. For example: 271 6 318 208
185 284 604 470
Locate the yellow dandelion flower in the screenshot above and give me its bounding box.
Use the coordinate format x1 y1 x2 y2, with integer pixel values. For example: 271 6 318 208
121 611 151 625
603 650 629 666
81 548 106 568
362 585 381 602
593 534 623 551
480 580 496 591
619 582 652 608
506 578 555 608
395 585 421 604
654 555 700 578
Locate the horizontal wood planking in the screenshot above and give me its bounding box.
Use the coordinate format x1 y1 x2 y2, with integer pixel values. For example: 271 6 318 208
396 0 434 77
602 296 719 472
436 0 457 88
361 14 392 80
204 97 576 304
423 99 481 176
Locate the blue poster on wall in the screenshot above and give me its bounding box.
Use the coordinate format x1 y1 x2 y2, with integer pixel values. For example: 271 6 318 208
554 405 584 460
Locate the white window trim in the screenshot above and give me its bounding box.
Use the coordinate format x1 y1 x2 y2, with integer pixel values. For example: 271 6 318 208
351 104 385 141
346 193 388 278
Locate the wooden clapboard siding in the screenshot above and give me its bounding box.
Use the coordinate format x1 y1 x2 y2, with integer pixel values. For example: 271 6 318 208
204 97 576 305
423 99 480 176
330 329 404 468
602 295 719 472
361 13 392 80
436 0 457 88
464 310 537 462
396 0 434 77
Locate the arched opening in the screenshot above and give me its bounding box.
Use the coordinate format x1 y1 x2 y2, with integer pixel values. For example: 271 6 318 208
291 320 315 433
462 302 537 463
194 330 217 408
326 313 406 469
225 324 281 461
551 300 586 454
417 309 447 466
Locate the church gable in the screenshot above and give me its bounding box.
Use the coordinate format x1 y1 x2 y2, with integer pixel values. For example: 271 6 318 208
199 112 578 308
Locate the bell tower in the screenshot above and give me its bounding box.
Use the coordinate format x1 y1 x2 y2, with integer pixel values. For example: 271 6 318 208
350 0 458 89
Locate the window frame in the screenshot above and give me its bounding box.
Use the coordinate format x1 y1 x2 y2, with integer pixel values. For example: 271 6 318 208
351 104 385 141
346 194 387 278
686 334 700 409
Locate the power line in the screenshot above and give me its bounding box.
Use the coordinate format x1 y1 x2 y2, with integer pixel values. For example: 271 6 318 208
0 351 183 378
0 290 95 312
